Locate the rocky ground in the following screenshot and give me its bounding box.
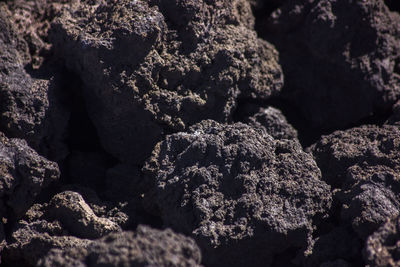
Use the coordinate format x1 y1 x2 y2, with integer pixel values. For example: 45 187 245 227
0 0 399 266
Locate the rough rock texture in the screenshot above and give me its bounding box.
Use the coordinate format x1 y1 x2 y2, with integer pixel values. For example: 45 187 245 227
0 5 70 161
144 120 331 266
1 0 400 266
37 225 202 267
364 215 400 267
309 125 400 240
2 0 69 68
3 189 126 266
49 0 283 164
245 106 298 140
0 132 59 219
257 0 400 130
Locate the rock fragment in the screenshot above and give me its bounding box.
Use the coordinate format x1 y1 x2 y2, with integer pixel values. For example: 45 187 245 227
3 189 125 266
364 215 400 267
0 5 70 161
37 225 202 267
50 0 283 164
0 132 60 219
245 106 298 140
258 0 400 130
144 120 331 266
309 125 400 240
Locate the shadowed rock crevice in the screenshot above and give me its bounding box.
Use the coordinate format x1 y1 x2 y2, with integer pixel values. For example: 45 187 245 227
385 0 400 12
250 0 400 140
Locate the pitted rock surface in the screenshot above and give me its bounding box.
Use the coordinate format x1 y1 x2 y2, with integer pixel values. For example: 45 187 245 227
0 5 70 161
144 120 331 266
364 215 400 267
49 0 283 164
245 106 298 140
3 189 126 266
310 125 400 240
0 132 59 219
37 225 202 267
258 0 400 130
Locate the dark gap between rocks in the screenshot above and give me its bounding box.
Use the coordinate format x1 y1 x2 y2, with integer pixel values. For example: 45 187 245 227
233 96 394 148
62 71 119 193
250 0 283 38
385 0 400 12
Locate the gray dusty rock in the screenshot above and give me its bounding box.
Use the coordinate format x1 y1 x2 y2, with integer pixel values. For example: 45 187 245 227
245 106 298 140
364 215 400 267
144 120 331 266
49 0 283 164
37 225 202 267
259 0 400 130
0 132 59 219
3 189 126 266
309 125 400 240
0 5 70 161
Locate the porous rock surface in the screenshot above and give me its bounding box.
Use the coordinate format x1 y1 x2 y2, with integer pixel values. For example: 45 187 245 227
37 225 202 267
0 132 59 219
3 189 125 266
144 120 331 266
245 106 298 140
1 0 400 266
308 125 400 264
364 215 400 267
49 0 283 164
257 0 400 130
0 4 70 161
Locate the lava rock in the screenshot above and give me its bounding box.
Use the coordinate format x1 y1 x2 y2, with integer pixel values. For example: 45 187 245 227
49 0 283 164
245 106 298 140
309 125 400 240
2 0 70 68
259 0 400 130
3 189 127 266
46 191 121 239
0 5 70 161
4 218 92 266
364 215 400 267
0 132 60 219
144 120 331 266
37 225 202 267
309 125 400 189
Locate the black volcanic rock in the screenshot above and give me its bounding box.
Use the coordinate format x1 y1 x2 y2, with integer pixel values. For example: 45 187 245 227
364 215 400 267
0 5 70 161
144 120 331 266
49 0 283 164
309 125 400 240
245 106 298 140
37 225 202 267
0 132 59 219
3 189 126 266
258 0 400 130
